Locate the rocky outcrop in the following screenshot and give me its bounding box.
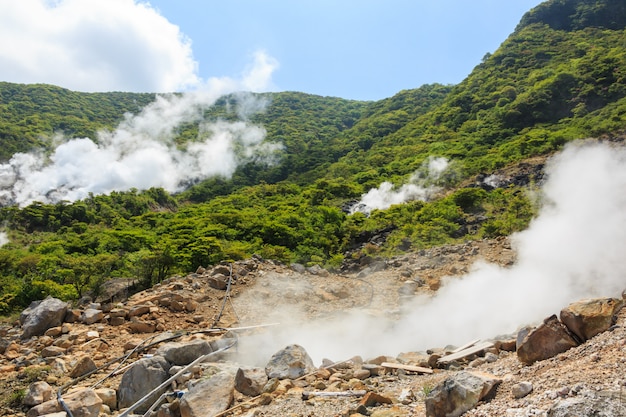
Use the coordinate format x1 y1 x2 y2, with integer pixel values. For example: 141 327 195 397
425 371 501 417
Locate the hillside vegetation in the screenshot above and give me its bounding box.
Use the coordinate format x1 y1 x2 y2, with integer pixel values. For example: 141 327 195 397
0 0 625 312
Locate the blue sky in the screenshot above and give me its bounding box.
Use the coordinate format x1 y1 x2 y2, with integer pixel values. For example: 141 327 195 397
148 0 542 100
0 0 542 101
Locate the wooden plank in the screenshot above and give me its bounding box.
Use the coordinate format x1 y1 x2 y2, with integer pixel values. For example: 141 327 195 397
302 390 367 400
450 338 481 353
437 341 494 364
381 362 433 374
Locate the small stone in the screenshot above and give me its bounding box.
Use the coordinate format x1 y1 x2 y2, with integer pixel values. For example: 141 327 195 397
511 381 533 399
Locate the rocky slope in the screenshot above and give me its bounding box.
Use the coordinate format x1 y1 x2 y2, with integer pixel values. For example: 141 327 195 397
0 235 624 417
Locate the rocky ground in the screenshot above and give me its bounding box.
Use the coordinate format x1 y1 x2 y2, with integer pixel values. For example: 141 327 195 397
0 234 624 417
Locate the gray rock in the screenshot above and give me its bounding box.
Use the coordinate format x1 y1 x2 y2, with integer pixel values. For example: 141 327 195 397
26 388 102 417
265 344 316 380
23 381 53 406
118 356 171 413
512 381 533 399
180 372 235 417
548 394 623 417
80 308 104 325
290 263 306 274
156 339 212 366
517 315 579 365
425 371 501 417
21 298 68 339
235 367 268 397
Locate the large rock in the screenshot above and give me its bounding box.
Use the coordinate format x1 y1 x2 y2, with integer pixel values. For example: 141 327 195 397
118 356 171 413
559 297 624 342
548 394 623 417
265 344 316 380
516 315 579 365
235 367 268 397
94 387 117 410
26 388 102 417
69 356 98 378
80 309 104 325
21 298 68 339
425 371 501 417
180 372 235 417
156 339 212 366
23 381 54 406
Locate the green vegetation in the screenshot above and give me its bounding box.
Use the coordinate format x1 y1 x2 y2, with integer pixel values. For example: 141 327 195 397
0 0 625 312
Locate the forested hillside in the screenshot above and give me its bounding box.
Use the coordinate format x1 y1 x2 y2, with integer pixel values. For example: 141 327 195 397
0 0 625 313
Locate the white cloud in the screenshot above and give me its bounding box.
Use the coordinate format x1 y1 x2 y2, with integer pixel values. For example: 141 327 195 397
0 0 199 92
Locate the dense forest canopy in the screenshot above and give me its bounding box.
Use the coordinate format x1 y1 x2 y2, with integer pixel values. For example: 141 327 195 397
0 0 625 312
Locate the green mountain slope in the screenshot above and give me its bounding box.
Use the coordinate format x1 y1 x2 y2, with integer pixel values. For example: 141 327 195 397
0 0 625 312
0 82 156 161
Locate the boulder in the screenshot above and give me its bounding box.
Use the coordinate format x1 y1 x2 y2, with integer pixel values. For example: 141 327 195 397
41 346 66 358
23 381 54 406
94 387 117 410
265 344 316 380
235 367 268 397
516 315 579 365
207 274 228 290
212 265 231 276
548 395 623 417
21 298 68 339
156 339 212 366
128 319 156 333
80 309 104 325
118 356 171 413
425 371 501 417
559 297 624 342
69 356 98 378
27 388 102 417
180 372 235 417
128 305 151 317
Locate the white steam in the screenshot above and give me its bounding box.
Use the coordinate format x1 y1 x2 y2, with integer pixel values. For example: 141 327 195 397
0 52 282 207
237 142 626 365
0 232 8 247
349 156 452 215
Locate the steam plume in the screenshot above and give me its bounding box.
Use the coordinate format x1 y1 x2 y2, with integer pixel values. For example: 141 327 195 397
236 141 626 364
0 52 281 207
0 232 7 247
349 156 454 215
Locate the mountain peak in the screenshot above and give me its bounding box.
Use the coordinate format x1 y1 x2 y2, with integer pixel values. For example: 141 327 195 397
517 0 626 32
